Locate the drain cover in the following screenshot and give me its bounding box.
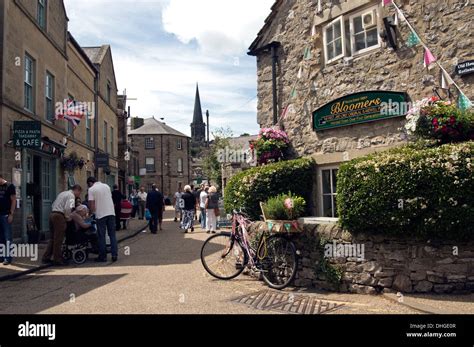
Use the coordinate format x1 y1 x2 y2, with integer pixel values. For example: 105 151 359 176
232 290 345 315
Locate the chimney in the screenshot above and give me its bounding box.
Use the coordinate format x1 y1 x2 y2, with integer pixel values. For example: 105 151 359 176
131 117 144 130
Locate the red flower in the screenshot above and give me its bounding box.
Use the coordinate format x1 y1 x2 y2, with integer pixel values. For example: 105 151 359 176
432 118 439 126
449 116 456 125
430 96 440 102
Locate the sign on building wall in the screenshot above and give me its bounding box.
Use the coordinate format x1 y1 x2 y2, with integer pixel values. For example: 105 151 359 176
13 121 41 148
456 60 474 76
313 91 409 131
95 153 110 168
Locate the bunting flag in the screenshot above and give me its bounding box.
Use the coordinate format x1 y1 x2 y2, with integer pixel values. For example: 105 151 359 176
382 0 393 6
406 31 420 47
297 65 303 79
441 69 454 89
458 93 472 111
284 223 291 232
423 48 436 70
291 87 297 99
303 46 312 60
267 222 274 232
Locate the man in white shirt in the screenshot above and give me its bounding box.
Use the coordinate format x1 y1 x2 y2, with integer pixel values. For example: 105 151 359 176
137 187 147 220
42 185 82 265
199 185 209 230
87 177 118 263
173 187 182 222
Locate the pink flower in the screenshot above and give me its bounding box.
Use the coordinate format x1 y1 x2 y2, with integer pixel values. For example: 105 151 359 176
284 198 294 210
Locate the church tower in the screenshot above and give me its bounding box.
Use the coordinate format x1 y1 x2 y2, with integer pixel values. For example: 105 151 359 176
190 84 206 146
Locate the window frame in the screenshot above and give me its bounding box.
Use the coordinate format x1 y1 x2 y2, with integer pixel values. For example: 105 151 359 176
145 157 156 173
110 126 114 157
145 137 155 150
103 121 108 153
37 0 46 29
66 94 75 136
24 54 35 112
85 108 92 146
177 158 183 174
45 71 55 122
348 6 381 57
318 166 339 218
323 16 345 65
177 138 183 150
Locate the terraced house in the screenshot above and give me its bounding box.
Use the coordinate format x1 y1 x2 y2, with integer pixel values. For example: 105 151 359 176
249 0 473 218
0 0 124 241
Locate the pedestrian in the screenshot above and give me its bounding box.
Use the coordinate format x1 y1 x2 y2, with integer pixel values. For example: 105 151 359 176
120 198 133 229
112 185 124 231
87 177 118 263
42 185 82 265
129 189 139 218
205 186 219 234
192 185 199 221
173 187 182 222
180 185 195 233
199 185 209 230
70 205 93 232
146 184 165 234
0 173 16 266
137 186 147 220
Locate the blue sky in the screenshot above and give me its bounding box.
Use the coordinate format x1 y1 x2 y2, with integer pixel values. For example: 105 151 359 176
64 0 274 137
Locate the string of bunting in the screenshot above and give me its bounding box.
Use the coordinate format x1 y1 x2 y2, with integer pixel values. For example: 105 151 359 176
384 0 472 110
277 0 472 129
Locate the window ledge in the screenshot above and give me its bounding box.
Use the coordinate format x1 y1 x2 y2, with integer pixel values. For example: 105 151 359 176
299 217 339 225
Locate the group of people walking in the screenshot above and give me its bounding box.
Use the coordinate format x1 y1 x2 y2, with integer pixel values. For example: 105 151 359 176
174 184 220 234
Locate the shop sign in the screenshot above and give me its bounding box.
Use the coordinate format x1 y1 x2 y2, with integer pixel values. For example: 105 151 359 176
13 121 41 148
313 91 409 131
456 60 474 76
95 153 109 168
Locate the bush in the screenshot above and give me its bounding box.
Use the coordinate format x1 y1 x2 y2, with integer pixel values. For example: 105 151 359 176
337 141 474 239
224 158 314 220
263 192 306 220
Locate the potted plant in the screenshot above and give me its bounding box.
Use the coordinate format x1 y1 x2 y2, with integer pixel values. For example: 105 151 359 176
60 152 86 172
254 128 290 165
261 192 306 233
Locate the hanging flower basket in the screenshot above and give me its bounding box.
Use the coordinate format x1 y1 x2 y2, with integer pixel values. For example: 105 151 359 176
60 152 85 172
254 128 290 165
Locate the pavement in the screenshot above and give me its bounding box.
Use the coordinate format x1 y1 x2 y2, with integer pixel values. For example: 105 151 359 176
0 218 148 281
0 207 471 314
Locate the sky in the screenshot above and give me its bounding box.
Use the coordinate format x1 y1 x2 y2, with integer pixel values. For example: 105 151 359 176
64 0 275 138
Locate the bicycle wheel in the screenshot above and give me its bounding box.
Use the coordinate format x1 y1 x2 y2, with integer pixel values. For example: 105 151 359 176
201 232 248 280
261 235 298 290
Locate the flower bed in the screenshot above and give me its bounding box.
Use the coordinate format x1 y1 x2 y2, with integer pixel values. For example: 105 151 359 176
252 128 290 165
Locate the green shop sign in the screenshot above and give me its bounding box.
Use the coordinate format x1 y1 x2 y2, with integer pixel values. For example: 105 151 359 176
313 91 409 131
13 121 42 148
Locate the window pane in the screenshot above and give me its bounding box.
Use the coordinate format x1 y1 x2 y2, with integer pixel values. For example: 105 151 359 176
327 42 334 60
334 38 343 56
334 21 341 39
367 28 378 47
355 33 366 51
322 195 333 218
332 170 338 193
322 170 331 194
353 16 363 34
326 26 333 42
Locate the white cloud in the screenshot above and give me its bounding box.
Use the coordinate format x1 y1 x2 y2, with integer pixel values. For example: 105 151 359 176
162 0 274 56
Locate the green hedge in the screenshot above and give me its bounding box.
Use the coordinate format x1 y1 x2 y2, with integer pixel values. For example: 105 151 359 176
224 158 315 220
337 141 474 239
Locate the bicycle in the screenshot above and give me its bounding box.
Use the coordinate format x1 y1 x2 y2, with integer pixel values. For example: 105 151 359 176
200 209 298 290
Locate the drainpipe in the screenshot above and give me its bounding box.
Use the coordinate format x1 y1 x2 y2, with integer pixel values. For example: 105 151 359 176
271 43 279 126
94 72 100 178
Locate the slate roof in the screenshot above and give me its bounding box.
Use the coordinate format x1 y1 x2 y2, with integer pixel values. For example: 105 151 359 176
128 118 190 138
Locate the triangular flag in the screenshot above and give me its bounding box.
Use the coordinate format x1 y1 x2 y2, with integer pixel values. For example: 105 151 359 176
441 69 454 89
297 65 303 79
424 48 436 69
291 87 297 99
406 31 420 47
458 93 472 111
383 0 392 6
267 222 274 231
304 47 312 60
284 223 291 232
317 0 323 14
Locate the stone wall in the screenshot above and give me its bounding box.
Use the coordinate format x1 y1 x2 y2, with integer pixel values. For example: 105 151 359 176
253 0 474 163
251 221 474 294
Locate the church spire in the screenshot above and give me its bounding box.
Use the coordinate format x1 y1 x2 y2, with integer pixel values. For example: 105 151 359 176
191 83 206 145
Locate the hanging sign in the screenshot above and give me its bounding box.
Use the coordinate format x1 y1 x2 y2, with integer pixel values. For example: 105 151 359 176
456 60 474 77
13 121 41 148
313 91 409 131
95 153 109 168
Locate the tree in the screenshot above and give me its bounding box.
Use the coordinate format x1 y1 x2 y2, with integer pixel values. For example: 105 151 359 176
202 127 233 190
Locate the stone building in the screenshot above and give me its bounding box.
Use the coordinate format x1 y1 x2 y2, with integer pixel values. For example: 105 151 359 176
249 0 473 218
128 117 191 199
0 0 122 241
